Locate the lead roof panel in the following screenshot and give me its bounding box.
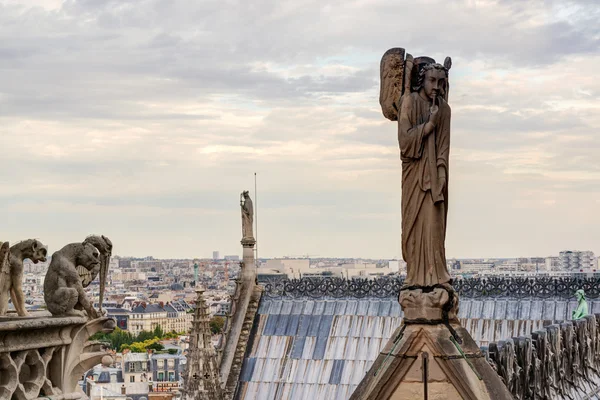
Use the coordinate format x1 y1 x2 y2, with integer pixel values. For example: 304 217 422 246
239 295 576 400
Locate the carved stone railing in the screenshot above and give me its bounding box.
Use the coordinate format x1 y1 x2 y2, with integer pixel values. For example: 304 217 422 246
0 313 115 399
260 276 600 299
485 314 600 400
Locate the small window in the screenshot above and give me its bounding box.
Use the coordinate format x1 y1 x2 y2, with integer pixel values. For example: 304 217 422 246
130 376 135 383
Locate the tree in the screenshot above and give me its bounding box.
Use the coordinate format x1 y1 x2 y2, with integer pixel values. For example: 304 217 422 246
210 316 225 335
147 341 165 352
91 328 134 351
136 330 155 342
153 325 165 339
92 326 183 352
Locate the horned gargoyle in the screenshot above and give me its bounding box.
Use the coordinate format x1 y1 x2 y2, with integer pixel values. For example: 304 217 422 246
81 235 112 314
44 242 102 318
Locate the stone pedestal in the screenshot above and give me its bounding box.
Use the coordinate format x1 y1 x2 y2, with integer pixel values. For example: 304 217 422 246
241 237 257 281
350 287 512 400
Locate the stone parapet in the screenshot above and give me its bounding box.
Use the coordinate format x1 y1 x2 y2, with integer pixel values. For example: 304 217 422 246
486 314 600 400
0 313 115 399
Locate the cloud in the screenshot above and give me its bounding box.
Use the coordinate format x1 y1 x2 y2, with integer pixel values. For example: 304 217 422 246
1 0 599 259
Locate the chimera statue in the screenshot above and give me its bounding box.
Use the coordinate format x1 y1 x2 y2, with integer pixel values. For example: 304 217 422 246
44 242 102 318
5 239 48 316
81 235 112 314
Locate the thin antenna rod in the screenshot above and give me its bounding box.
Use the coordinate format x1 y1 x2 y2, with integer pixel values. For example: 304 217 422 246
255 172 258 263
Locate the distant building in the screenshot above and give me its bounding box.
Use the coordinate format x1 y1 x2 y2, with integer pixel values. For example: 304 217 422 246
559 250 595 271
212 301 231 316
84 352 183 399
459 261 495 273
137 260 164 273
151 353 183 393
447 259 461 270
224 255 240 261
545 257 559 271
388 260 400 273
122 352 150 384
129 301 193 334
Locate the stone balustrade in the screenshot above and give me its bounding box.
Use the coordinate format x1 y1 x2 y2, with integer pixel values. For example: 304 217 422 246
261 276 600 299
485 314 600 400
0 313 115 400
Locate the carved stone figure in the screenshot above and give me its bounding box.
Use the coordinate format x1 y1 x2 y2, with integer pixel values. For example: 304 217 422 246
380 49 452 287
0 241 10 315
240 191 254 240
4 240 48 317
80 235 112 314
44 242 101 318
573 289 588 320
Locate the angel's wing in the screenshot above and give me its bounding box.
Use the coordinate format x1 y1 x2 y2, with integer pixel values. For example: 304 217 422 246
379 48 406 121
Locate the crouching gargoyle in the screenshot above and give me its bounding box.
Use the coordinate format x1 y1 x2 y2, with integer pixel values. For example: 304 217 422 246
44 242 102 318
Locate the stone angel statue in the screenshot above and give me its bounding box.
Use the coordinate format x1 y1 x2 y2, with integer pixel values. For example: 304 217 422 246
380 48 453 287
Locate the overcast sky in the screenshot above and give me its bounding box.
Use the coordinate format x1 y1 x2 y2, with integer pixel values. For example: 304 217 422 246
1 0 599 259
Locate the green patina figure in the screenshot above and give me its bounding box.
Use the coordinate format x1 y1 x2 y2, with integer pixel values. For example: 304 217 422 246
572 289 588 320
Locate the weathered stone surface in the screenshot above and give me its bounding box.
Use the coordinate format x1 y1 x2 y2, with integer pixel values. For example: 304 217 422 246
400 286 458 321
383 49 452 287
350 323 512 400
219 195 260 399
2 239 48 317
0 241 11 317
0 314 114 398
379 48 405 121
240 191 254 241
486 313 600 399
81 235 112 314
44 242 102 318
184 287 224 400
350 49 512 400
225 285 262 398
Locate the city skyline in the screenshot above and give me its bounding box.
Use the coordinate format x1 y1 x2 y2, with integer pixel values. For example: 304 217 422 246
1 0 599 259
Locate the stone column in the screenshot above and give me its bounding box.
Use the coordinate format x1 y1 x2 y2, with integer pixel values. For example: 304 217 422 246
241 238 257 282
218 237 256 393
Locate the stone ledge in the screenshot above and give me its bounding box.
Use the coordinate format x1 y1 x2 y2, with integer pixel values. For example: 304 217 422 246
0 316 114 399
0 312 87 332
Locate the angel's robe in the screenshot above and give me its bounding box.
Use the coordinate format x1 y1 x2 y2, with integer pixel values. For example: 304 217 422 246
398 91 451 287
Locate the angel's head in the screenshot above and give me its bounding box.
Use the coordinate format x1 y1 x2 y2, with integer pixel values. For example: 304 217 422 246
416 63 448 100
